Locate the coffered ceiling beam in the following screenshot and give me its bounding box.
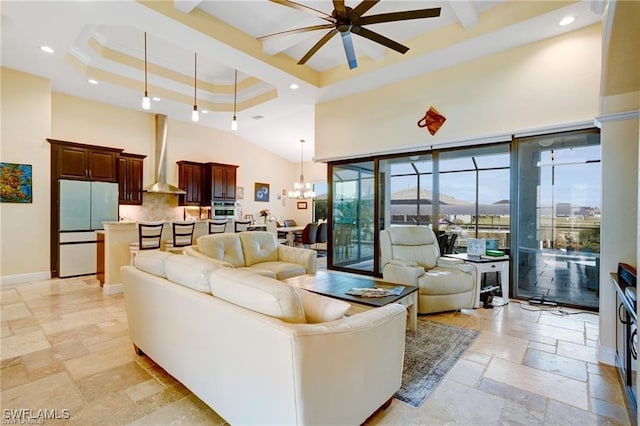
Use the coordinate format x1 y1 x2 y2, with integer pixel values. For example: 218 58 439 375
448 0 478 29
173 0 202 14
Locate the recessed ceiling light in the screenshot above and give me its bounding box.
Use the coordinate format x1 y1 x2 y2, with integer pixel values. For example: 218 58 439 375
289 83 299 90
39 45 55 54
152 97 161 101
201 110 208 114
559 16 575 26
88 79 99 85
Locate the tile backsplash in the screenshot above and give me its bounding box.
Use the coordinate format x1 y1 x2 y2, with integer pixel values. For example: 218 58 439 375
119 193 183 222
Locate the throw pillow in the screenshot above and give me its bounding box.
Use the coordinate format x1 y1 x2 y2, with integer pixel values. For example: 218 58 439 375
294 288 351 323
164 255 218 293
210 268 306 324
134 251 173 278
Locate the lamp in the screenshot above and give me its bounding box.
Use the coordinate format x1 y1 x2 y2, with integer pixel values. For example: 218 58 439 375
192 52 199 122
231 69 238 131
288 139 315 199
142 32 150 110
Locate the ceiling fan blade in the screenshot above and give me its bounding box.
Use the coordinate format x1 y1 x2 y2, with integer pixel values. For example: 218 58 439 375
269 0 336 23
357 8 441 25
333 0 347 20
258 24 334 41
351 26 408 54
298 29 338 65
352 0 380 18
340 31 358 69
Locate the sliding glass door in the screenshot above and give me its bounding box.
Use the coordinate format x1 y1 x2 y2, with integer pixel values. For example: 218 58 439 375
330 161 376 274
514 129 601 308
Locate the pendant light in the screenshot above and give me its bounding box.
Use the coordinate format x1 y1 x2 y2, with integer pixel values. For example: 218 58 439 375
288 139 315 199
231 69 238 131
142 32 150 110
192 52 199 122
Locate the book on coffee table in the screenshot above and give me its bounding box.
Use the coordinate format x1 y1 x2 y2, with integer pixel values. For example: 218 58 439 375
345 286 404 298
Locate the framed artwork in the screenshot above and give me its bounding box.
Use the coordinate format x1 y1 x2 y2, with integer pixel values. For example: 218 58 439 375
254 182 270 202
0 163 32 203
297 201 308 209
236 186 244 200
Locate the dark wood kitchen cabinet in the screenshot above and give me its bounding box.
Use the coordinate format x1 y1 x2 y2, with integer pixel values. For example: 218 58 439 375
49 139 122 182
119 153 146 205
206 163 238 201
177 161 204 206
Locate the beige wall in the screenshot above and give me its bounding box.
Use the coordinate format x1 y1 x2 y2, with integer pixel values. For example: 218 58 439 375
316 24 602 161
0 69 52 281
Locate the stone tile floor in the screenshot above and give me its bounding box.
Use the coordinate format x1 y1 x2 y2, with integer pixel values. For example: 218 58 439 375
0 271 630 425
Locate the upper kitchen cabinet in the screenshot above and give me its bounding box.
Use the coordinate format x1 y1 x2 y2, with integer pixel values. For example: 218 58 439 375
49 139 122 182
119 153 146 205
177 161 204 206
206 163 238 201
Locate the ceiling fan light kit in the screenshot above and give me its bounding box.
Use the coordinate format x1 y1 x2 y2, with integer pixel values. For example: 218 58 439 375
261 0 441 70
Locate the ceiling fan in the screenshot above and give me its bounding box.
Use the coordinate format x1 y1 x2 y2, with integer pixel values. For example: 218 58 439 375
259 0 441 69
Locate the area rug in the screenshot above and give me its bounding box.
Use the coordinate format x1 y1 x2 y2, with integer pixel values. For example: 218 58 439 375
394 318 479 408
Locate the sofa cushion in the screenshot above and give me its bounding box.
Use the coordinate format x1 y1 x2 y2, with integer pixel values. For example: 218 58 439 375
134 251 173 277
196 234 246 268
239 231 279 267
294 288 351 323
165 255 218 293
210 268 306 324
251 261 306 280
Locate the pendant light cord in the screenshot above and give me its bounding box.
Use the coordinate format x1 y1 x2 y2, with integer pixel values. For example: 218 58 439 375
193 52 197 107
299 139 304 182
144 32 148 96
233 69 237 117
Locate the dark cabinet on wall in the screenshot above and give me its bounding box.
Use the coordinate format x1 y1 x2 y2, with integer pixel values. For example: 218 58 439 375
119 153 146 205
50 140 121 182
177 161 238 206
206 163 238 201
177 161 204 206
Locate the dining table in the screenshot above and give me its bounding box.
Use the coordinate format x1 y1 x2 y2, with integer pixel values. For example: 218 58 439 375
275 225 305 246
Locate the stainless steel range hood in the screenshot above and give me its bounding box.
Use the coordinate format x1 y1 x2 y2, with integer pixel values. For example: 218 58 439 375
144 114 186 194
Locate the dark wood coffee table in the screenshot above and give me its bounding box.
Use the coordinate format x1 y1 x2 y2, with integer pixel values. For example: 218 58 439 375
283 270 418 331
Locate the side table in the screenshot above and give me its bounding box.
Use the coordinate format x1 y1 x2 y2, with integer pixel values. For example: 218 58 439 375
445 253 510 308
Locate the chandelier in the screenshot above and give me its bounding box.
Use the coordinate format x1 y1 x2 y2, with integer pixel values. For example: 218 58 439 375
288 139 315 199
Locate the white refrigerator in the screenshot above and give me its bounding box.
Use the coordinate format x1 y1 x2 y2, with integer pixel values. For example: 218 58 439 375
59 180 119 278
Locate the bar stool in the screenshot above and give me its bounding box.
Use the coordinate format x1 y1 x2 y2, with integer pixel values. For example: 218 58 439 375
208 220 227 234
234 220 252 233
129 221 165 265
165 221 196 254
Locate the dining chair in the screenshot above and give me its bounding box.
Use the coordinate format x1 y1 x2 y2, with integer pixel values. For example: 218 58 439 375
298 223 317 249
234 220 252 233
165 221 196 253
315 222 328 255
208 220 227 234
129 221 165 265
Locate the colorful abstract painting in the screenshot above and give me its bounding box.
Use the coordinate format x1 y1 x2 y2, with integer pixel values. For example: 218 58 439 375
0 163 32 203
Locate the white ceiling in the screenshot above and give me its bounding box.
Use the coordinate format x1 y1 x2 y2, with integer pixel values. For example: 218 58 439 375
0 0 604 162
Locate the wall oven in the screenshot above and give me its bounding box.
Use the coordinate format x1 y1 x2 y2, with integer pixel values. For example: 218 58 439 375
211 201 237 220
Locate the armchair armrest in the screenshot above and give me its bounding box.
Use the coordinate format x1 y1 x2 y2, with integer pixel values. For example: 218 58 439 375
382 263 425 285
436 257 476 278
277 245 317 274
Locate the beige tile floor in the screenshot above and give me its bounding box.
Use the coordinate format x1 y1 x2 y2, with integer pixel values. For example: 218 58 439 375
0 269 631 425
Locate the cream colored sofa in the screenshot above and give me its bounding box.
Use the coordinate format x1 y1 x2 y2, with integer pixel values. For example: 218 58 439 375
185 231 316 280
380 226 477 314
121 251 406 425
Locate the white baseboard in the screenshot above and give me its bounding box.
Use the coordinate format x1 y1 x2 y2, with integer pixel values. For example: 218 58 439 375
0 271 51 286
597 340 617 366
103 283 123 295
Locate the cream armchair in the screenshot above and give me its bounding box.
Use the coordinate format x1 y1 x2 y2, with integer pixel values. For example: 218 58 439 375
380 226 477 314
